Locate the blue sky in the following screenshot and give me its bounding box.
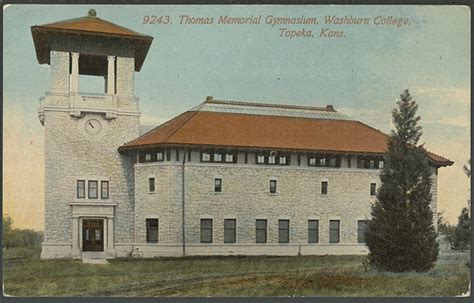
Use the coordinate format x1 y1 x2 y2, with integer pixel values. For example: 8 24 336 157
3 5 470 229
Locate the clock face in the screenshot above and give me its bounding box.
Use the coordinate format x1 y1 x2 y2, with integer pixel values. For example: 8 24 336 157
84 119 102 135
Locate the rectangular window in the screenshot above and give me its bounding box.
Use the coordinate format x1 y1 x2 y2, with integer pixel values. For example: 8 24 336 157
270 180 277 194
214 178 222 192
224 219 236 243
379 160 384 169
329 220 340 243
202 152 211 162
101 181 109 199
200 219 213 243
321 181 328 195
358 159 366 169
279 156 287 165
297 154 301 166
146 219 158 243
225 154 234 163
319 158 327 166
308 220 319 243
156 152 164 161
149 177 155 192
77 180 85 198
370 183 377 196
329 158 337 167
358 220 369 243
369 160 375 169
278 220 290 243
176 149 180 161
309 157 317 166
268 156 276 164
187 150 191 161
214 153 222 162
88 180 98 199
145 153 152 161
256 219 267 243
245 153 248 164
166 150 171 161
257 155 265 164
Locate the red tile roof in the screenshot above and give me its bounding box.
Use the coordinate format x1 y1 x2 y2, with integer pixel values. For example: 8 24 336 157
119 100 453 167
31 10 153 72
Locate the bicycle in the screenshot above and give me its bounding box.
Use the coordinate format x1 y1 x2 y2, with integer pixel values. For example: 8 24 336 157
127 247 144 258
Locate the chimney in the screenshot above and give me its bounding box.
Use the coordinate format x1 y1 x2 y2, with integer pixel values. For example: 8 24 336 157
206 96 213 102
326 105 335 111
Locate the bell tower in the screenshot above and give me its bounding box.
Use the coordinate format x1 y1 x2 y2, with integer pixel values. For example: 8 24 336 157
31 9 153 259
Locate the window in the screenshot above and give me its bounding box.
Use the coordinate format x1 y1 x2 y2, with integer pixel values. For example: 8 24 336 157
187 150 192 161
370 183 377 196
369 160 375 169
214 178 222 192
257 155 265 164
176 149 180 161
270 180 277 194
256 219 267 243
329 220 340 243
321 181 328 195
358 159 365 169
297 154 301 166
166 150 171 161
278 220 290 243
149 177 155 192
225 154 234 163
214 153 222 162
202 152 211 162
358 220 369 243
156 152 164 161
88 180 98 199
145 153 152 161
245 153 248 164
146 219 158 243
330 158 337 167
268 156 276 164
200 219 213 243
308 220 319 243
319 158 327 166
309 157 317 166
224 219 236 243
77 180 85 198
101 181 109 199
279 156 287 165
379 160 384 169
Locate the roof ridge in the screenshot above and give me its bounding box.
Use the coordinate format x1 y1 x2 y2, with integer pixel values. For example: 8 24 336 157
206 99 336 112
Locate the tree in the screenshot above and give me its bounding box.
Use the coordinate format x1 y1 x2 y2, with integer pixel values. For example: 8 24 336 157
3 216 13 249
365 89 438 272
451 159 471 251
452 207 470 251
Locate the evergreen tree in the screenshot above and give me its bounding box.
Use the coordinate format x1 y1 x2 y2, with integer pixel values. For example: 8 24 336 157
366 89 438 272
452 207 470 251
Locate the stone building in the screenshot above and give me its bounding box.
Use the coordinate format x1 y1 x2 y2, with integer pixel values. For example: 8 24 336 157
32 11 453 259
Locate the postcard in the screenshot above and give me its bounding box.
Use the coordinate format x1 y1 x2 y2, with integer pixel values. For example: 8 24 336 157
2 3 470 298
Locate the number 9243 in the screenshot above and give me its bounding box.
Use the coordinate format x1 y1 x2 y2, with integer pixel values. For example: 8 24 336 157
143 15 171 24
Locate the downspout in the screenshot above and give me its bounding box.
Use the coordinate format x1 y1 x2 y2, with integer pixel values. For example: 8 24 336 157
181 150 186 256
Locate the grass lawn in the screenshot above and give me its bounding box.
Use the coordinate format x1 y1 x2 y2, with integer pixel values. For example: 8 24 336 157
3 247 470 297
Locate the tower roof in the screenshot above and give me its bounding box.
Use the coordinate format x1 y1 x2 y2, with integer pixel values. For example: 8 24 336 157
31 9 153 72
119 97 453 167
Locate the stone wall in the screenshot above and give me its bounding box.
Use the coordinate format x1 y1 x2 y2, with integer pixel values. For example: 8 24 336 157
133 150 440 257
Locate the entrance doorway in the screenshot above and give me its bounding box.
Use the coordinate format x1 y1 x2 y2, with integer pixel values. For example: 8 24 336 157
82 219 104 252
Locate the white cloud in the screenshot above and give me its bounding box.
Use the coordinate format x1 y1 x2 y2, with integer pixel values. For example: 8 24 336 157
413 86 470 107
437 115 470 127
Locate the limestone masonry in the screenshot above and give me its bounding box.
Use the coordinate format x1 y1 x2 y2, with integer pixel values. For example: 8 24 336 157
32 10 452 259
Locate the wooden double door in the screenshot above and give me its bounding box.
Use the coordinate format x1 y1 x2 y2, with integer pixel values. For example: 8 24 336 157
82 219 104 252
